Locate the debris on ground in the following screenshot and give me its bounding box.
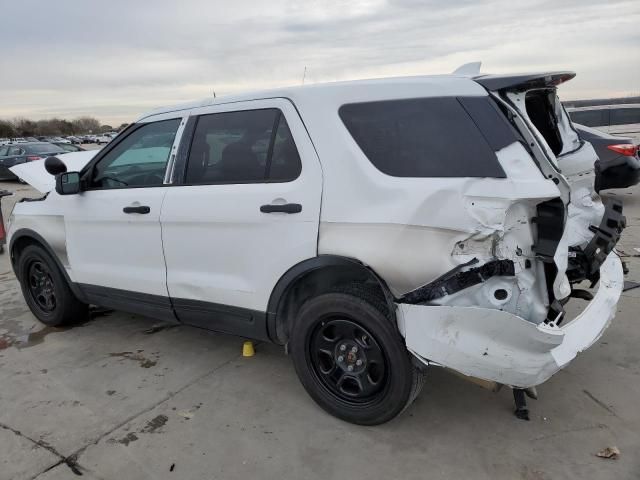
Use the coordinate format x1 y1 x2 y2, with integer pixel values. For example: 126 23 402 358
596 446 621 460
144 323 179 334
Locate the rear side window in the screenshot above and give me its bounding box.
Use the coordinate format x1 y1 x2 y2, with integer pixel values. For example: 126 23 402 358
8 146 24 156
610 107 640 126
185 109 301 184
339 97 506 178
26 144 64 154
569 109 609 128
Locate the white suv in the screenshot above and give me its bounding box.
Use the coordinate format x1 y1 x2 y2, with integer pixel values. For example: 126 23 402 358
7 69 626 425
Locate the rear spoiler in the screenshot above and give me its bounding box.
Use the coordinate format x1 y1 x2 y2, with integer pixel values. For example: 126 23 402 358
473 71 576 91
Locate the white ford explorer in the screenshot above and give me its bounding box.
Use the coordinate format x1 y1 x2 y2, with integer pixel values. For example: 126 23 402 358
7 68 626 425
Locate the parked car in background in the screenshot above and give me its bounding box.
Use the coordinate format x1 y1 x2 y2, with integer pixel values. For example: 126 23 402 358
66 136 83 144
573 123 639 191
0 142 67 180
52 142 86 153
94 135 112 144
567 104 640 140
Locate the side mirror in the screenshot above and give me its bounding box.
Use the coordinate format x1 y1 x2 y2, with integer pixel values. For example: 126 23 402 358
55 172 81 195
44 156 67 176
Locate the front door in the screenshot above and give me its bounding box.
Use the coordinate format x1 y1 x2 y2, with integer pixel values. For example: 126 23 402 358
62 116 184 320
160 99 323 339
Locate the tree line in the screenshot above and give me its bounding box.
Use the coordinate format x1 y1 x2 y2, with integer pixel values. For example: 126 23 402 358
0 117 129 138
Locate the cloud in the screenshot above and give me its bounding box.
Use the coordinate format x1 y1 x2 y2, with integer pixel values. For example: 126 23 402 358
1 0 638 124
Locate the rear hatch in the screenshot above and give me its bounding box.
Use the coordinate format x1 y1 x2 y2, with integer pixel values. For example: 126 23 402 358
474 72 625 321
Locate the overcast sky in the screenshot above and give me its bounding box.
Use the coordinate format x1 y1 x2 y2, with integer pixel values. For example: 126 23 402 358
1 0 638 125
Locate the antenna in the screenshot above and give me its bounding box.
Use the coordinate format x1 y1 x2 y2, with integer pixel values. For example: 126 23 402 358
302 66 307 85
212 89 216 98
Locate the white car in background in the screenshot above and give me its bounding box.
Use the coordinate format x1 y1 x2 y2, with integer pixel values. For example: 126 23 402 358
7 68 627 425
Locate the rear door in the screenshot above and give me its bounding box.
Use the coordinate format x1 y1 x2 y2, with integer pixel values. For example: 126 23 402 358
160 99 322 340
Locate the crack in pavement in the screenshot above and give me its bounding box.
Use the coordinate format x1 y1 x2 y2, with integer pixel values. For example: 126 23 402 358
0 423 84 478
4 352 241 479
583 389 617 416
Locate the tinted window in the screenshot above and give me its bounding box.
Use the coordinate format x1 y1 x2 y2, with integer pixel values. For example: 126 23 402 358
569 109 608 128
25 144 65 154
185 109 301 184
268 115 302 182
8 147 24 156
339 97 506 178
90 118 180 189
610 107 640 126
0 146 8 156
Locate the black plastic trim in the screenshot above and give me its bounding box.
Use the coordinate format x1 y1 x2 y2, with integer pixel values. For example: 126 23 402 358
79 284 178 322
399 259 515 304
266 255 396 343
566 198 625 283
172 298 269 341
171 116 198 184
532 199 566 261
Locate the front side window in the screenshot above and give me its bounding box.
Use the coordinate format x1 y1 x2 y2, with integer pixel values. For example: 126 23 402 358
185 108 302 184
339 97 506 178
89 118 180 189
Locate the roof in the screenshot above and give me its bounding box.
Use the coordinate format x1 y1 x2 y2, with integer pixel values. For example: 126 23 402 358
138 73 485 120
138 70 577 120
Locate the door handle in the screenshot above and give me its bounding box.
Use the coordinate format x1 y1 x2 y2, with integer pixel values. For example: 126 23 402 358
123 205 151 214
260 203 302 214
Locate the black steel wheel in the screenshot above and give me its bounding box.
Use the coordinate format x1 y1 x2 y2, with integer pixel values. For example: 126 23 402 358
309 318 388 405
27 260 57 313
17 244 88 326
290 288 425 425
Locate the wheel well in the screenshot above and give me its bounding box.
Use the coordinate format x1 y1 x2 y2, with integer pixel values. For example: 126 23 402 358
270 259 395 344
8 232 87 303
9 235 40 279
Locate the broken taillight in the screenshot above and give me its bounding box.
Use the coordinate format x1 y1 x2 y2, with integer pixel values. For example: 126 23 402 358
606 144 639 157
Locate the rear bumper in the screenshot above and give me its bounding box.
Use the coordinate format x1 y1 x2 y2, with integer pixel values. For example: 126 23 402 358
398 252 623 388
595 155 640 192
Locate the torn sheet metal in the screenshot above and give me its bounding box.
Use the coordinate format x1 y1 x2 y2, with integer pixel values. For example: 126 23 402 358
399 252 623 388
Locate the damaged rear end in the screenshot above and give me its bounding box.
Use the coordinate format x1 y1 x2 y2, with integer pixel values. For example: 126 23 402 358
398 72 625 388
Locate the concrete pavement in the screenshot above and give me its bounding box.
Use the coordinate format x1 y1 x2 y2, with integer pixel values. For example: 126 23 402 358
1 179 639 480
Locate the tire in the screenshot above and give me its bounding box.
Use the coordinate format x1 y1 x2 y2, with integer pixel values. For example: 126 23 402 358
290 288 425 425
17 245 88 326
